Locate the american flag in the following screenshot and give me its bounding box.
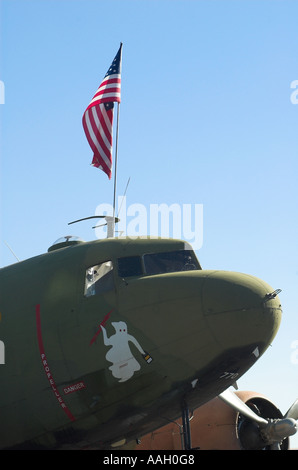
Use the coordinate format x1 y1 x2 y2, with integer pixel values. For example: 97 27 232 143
82 44 122 179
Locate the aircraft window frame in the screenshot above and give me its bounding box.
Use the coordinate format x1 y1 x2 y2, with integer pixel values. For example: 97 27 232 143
116 250 201 278
117 256 143 278
84 260 114 297
143 250 200 275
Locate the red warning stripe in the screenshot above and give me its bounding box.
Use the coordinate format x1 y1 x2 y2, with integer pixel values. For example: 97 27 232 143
35 304 76 422
89 308 113 346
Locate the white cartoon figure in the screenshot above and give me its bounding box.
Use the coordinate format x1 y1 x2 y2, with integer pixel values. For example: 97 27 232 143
100 321 146 382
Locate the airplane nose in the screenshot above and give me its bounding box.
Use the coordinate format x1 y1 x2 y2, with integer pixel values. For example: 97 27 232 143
202 271 282 355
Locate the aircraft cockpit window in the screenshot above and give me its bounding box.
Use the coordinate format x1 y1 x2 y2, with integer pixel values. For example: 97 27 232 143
84 261 114 297
144 250 200 275
118 256 143 278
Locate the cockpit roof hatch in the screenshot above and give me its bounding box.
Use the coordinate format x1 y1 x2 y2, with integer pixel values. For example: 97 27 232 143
48 235 85 252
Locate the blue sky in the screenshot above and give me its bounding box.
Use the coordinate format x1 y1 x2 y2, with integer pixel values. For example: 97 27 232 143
1 0 298 448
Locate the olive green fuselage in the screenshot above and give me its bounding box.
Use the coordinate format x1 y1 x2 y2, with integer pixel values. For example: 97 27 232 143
0 237 282 449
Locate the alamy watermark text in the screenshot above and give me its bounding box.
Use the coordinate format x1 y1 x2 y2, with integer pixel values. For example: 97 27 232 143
95 197 203 250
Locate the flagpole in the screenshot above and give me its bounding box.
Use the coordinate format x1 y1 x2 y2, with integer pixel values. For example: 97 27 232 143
112 101 120 237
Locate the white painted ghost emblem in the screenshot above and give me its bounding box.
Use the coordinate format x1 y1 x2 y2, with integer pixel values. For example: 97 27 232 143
100 321 146 382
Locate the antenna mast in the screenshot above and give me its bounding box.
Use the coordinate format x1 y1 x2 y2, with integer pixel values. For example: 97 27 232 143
68 216 119 238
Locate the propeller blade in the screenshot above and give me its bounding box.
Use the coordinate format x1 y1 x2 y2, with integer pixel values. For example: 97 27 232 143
219 389 268 426
285 399 298 420
220 390 298 448
261 418 297 444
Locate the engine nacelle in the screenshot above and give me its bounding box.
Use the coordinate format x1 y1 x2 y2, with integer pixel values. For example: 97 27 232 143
135 391 289 450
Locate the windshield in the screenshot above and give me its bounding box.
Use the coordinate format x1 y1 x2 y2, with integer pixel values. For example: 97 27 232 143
117 250 201 278
144 250 200 275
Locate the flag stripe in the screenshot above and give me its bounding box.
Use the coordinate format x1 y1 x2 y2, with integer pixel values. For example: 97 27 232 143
96 76 121 91
90 94 121 106
83 108 112 172
91 105 112 151
82 45 122 179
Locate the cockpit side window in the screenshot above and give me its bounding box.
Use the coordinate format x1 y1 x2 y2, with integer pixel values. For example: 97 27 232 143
117 256 143 278
84 260 114 297
144 250 200 275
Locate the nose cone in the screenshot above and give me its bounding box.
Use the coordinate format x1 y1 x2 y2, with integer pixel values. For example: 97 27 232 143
202 271 282 356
